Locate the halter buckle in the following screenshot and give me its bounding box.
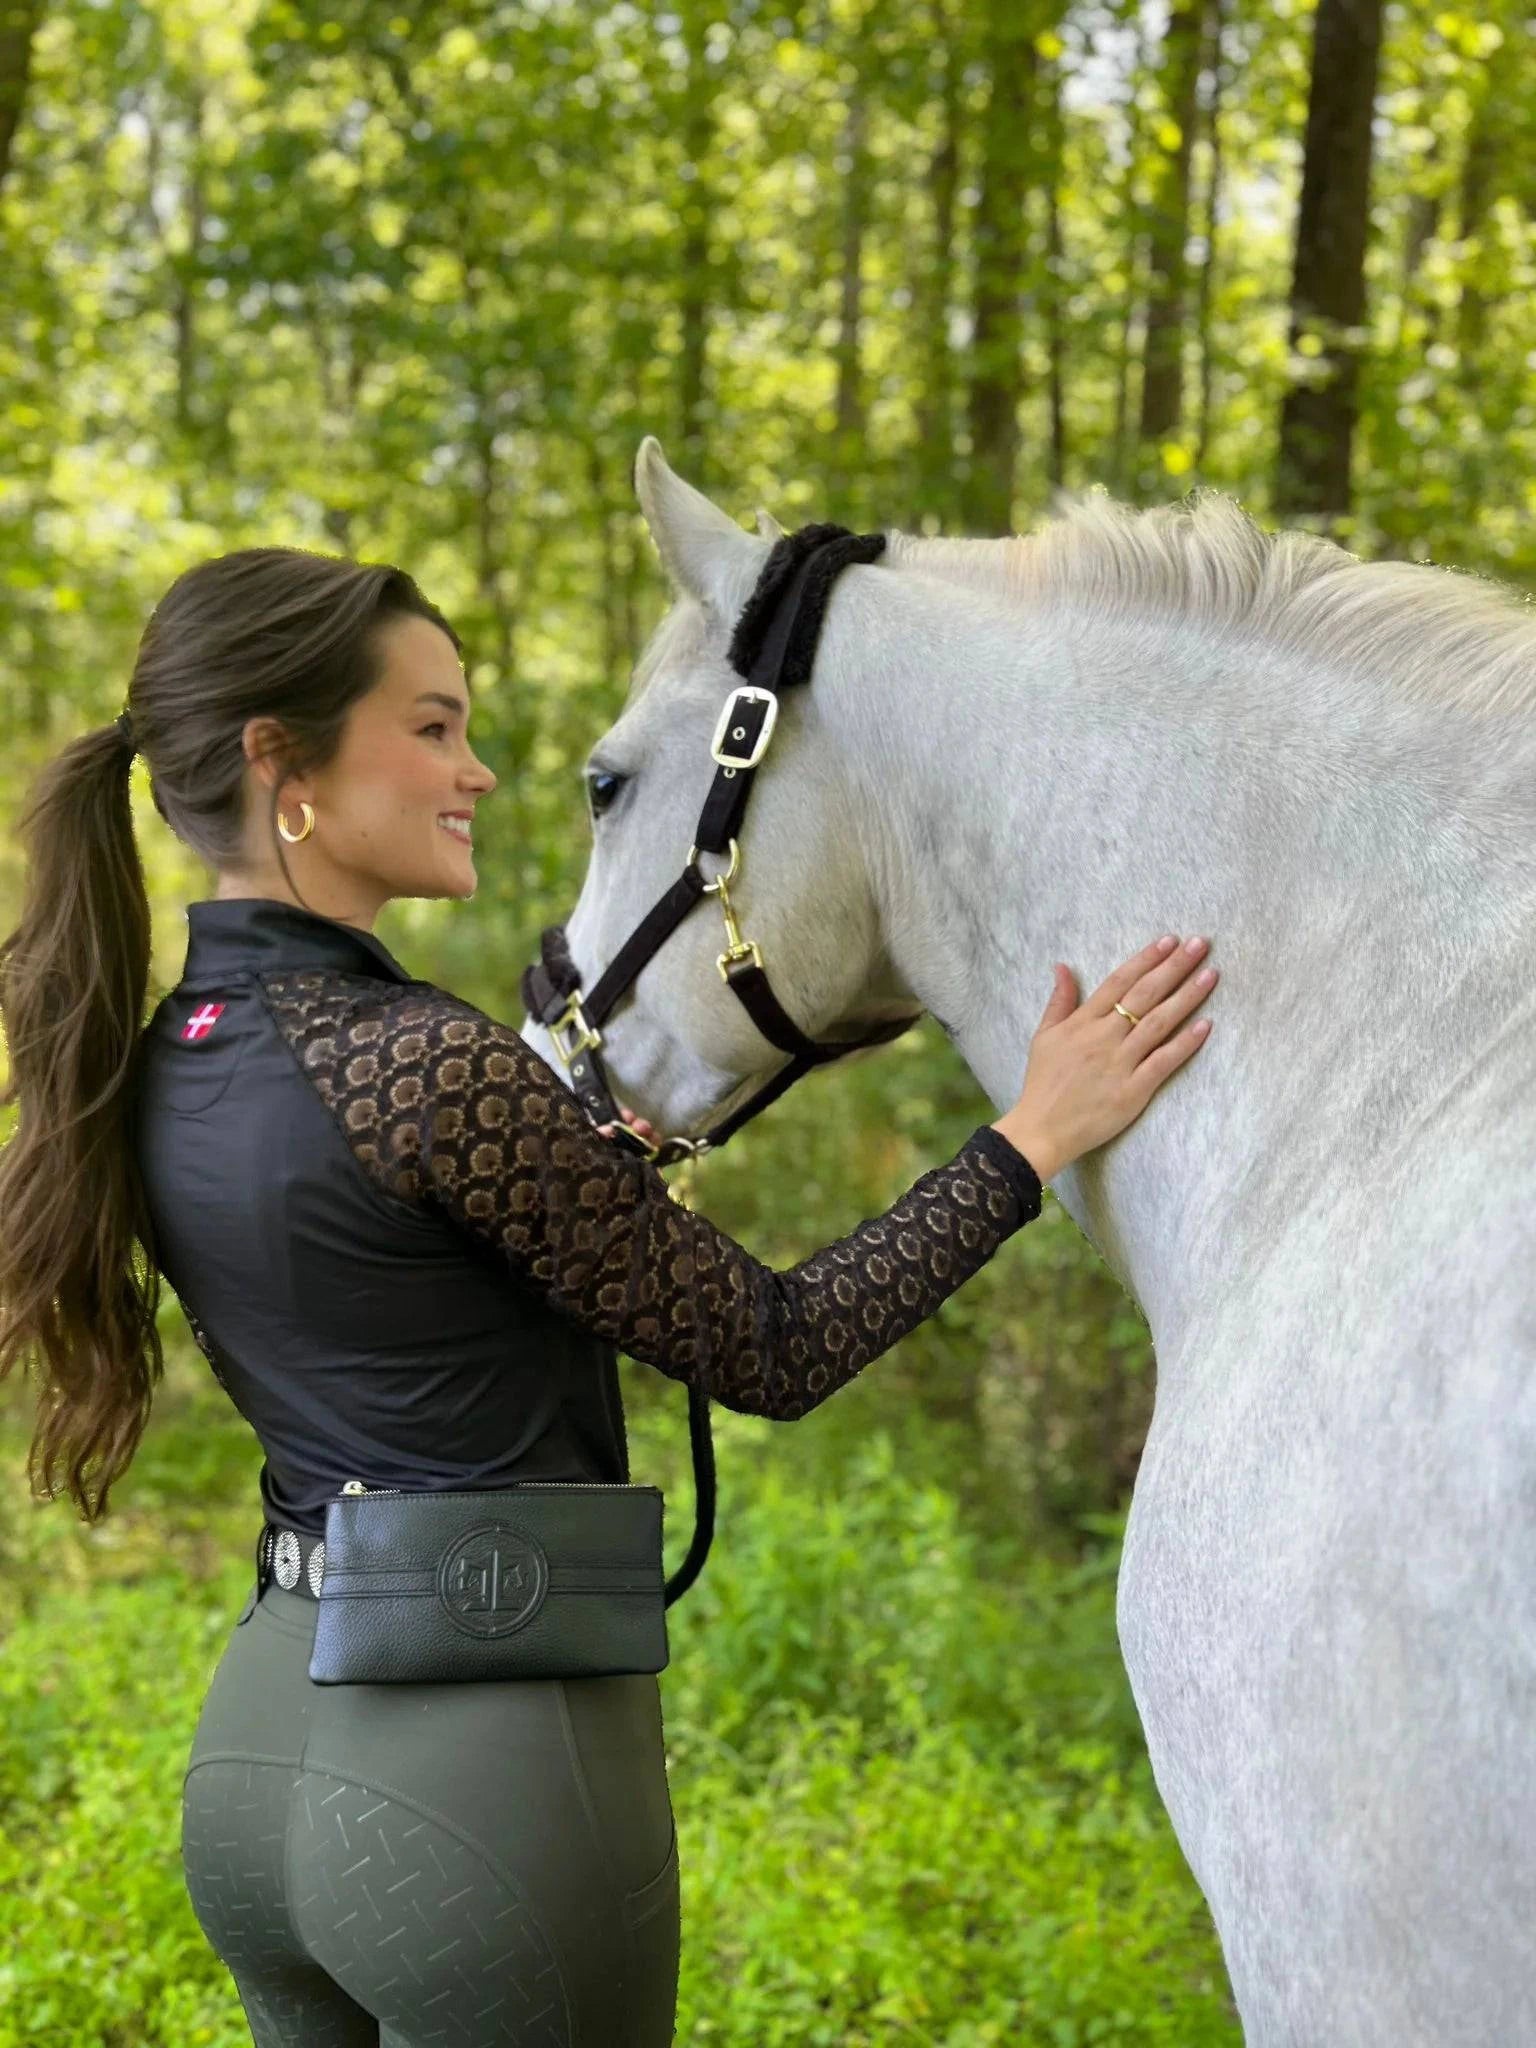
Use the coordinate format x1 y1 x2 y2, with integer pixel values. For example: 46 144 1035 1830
710 687 778 771
549 989 602 1066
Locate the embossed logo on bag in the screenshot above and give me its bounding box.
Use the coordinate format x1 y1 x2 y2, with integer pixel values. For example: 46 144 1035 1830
436 1523 548 1638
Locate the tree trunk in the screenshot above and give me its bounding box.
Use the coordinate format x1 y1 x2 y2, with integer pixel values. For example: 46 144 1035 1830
471 391 516 682
677 4 713 483
913 0 960 523
1403 181 1441 293
1274 0 1385 523
1136 0 1206 485
621 342 646 677
173 81 206 440
1193 0 1226 469
833 85 868 449
0 0 42 196
1455 87 1497 360
1112 1 1157 495
963 0 1036 535
587 437 622 691
312 313 358 553
1395 180 1442 355
1042 53 1068 491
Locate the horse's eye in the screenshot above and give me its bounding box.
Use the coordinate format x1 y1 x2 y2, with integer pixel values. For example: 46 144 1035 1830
586 769 626 818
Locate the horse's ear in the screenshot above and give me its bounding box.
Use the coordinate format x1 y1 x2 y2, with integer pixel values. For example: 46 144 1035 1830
634 436 769 619
756 507 786 542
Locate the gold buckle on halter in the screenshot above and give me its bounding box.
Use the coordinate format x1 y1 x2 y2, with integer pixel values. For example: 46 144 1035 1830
710 687 778 772
549 988 602 1066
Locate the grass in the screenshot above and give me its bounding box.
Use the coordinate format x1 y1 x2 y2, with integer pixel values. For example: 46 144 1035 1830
0 1345 1240 2047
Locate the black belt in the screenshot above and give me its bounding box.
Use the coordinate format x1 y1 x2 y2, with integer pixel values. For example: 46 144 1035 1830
250 1516 660 1607
255 1520 328 1599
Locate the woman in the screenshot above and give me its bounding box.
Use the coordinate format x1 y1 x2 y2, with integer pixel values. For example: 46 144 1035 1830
0 546 1217 2048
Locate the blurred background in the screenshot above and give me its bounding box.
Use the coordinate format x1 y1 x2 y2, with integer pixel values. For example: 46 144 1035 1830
1 0 1529 2039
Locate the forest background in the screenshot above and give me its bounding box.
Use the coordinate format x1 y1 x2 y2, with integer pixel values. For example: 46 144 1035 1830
0 0 1531 2039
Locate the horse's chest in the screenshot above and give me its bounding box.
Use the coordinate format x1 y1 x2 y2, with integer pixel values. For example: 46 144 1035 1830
1114 1326 1536 1909
1114 1371 1316 1783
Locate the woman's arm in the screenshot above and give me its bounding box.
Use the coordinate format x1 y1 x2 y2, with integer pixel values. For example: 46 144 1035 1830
322 988 1043 1421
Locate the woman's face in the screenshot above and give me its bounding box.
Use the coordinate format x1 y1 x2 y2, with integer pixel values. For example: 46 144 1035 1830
226 614 498 930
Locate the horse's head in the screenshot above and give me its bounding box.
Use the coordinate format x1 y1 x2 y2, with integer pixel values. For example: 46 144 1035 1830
519 437 918 1138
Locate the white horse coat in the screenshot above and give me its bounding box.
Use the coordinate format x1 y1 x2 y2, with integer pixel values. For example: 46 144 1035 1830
520 439 1536 2046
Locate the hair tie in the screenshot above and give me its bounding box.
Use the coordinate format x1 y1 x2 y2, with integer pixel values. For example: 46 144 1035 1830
114 710 136 757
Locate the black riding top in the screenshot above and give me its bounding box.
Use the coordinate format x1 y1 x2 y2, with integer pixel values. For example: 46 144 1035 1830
130 897 1045 1536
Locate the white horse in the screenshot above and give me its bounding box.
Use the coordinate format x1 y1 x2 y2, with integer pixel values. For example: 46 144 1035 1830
519 437 1536 2046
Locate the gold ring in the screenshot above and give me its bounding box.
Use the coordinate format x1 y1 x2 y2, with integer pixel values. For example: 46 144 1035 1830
687 838 741 894
1114 1002 1141 1027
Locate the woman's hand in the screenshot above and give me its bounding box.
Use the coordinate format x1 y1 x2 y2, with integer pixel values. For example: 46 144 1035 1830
594 1104 661 1146
993 934 1217 1180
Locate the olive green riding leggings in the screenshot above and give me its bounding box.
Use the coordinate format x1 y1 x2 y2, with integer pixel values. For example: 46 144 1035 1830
181 1577 680 2047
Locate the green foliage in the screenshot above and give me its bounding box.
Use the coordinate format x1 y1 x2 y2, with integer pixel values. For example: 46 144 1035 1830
0 1356 1240 2047
674 1712 1235 2046
662 1427 1140 1764
3 0 1533 838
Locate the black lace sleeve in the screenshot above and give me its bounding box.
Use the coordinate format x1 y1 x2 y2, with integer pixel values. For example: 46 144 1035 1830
261 974 1044 1421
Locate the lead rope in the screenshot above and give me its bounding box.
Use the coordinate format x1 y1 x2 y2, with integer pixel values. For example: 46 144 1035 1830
661 1153 716 1608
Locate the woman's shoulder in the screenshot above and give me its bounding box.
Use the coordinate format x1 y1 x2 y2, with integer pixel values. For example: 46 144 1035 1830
258 962 488 1030
253 966 573 1203
254 962 546 1090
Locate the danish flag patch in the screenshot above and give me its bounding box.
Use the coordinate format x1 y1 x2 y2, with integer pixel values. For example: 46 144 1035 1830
182 1001 226 1042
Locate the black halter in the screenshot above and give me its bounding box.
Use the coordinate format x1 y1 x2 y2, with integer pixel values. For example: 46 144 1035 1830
519 522 921 1605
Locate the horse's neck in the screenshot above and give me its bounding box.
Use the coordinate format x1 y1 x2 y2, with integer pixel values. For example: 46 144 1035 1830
819 565 1532 1360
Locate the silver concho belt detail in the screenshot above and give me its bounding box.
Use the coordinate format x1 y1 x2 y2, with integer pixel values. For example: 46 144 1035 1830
273 1528 302 1590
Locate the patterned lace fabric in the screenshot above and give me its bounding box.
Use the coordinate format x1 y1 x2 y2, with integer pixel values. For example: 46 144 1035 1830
257 970 1044 1421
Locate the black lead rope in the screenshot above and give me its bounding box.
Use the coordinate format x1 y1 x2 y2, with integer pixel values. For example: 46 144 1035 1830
661 1377 717 1608
524 522 894 1611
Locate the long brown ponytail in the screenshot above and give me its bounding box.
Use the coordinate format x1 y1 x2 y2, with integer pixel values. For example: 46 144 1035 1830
0 546 462 1521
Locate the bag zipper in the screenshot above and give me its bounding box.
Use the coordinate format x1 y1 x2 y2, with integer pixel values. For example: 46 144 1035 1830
337 1478 651 1498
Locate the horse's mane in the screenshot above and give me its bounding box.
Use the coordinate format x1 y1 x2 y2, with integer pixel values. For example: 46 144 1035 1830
887 489 1536 722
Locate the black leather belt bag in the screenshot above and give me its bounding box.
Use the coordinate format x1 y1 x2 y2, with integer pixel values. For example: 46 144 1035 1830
262 1483 669 1684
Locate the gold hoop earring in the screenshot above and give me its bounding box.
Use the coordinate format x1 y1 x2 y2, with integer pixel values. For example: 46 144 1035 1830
277 800 315 844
